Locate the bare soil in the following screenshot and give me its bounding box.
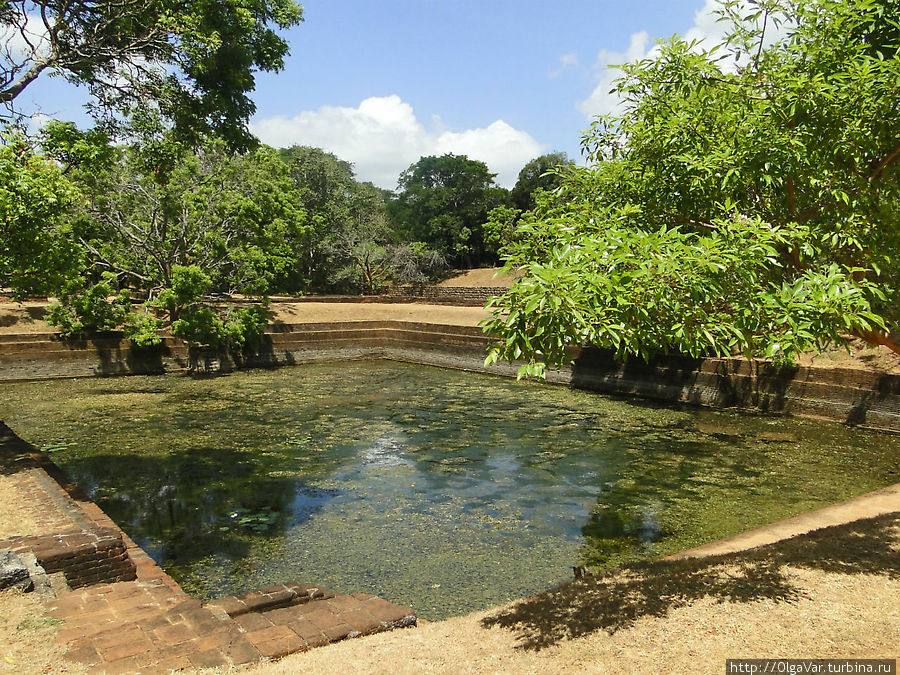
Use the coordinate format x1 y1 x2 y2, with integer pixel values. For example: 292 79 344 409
437 267 520 287
796 337 900 374
268 302 492 327
0 590 88 675
0 478 43 539
0 301 53 335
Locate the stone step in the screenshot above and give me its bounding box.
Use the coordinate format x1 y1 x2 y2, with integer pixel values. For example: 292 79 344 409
205 582 335 618
234 591 417 660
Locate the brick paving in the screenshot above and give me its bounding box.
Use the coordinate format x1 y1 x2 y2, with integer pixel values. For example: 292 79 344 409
48 581 256 673
46 580 417 673
2 424 418 672
1 469 84 534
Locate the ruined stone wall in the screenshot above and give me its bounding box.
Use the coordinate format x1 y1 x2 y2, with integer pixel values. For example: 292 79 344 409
0 323 898 432
388 286 499 306
0 528 135 589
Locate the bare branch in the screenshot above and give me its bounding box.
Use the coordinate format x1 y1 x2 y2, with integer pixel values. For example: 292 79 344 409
868 142 900 184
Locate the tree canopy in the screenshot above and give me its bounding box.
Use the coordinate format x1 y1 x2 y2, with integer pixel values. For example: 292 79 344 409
389 153 510 267
26 128 307 347
0 0 303 149
485 0 900 378
0 139 81 299
278 145 357 289
510 151 575 211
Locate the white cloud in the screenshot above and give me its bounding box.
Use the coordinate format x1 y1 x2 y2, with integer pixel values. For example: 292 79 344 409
550 53 580 78
1 13 51 64
576 0 790 120
684 0 731 46
576 30 653 119
251 95 544 190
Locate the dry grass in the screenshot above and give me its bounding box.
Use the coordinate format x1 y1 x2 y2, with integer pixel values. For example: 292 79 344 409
246 568 899 675
246 514 900 675
0 590 88 675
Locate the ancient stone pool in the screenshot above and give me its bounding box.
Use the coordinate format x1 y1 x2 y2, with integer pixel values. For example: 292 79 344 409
1 361 898 619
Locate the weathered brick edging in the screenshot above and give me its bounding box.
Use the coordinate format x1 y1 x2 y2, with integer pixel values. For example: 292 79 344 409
0 320 898 431
1 422 418 671
0 528 135 589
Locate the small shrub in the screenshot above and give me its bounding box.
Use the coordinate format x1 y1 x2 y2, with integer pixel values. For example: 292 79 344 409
45 274 132 337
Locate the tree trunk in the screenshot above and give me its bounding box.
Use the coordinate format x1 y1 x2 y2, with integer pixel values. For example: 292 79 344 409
852 328 900 357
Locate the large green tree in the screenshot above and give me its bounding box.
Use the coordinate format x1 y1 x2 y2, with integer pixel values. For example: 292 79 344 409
0 139 81 299
389 153 510 267
326 181 444 294
38 129 306 348
485 0 900 377
66 136 306 298
278 145 358 289
0 0 303 149
510 151 575 211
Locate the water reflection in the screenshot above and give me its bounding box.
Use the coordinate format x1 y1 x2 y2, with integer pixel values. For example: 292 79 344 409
0 361 897 619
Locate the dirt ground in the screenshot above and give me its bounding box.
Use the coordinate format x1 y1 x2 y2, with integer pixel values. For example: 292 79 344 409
0 479 43 539
437 267 520 287
247 566 899 675
269 302 491 327
0 590 88 675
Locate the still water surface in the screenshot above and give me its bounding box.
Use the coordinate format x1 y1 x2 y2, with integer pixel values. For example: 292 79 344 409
2 361 897 619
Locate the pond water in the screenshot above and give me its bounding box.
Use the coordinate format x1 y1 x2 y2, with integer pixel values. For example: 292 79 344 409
1 361 898 620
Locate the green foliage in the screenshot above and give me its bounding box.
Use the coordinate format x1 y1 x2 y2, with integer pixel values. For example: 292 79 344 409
39 122 117 173
155 265 213 311
486 0 900 377
1 0 304 150
222 305 270 352
0 140 84 299
38 134 295 352
510 152 575 211
39 441 74 454
46 274 132 337
483 205 524 256
124 312 166 348
325 180 445 294
218 506 279 533
278 145 361 290
389 154 511 267
149 265 269 350
68 135 306 297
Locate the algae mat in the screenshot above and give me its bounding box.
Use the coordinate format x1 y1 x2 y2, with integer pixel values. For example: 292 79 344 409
1 361 897 620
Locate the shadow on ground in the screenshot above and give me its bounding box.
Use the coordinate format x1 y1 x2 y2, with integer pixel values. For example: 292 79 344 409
481 512 900 650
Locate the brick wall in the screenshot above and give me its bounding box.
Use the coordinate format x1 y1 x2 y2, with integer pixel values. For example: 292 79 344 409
0 527 136 588
389 286 500 306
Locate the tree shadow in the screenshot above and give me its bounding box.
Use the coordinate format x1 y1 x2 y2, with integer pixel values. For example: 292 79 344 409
570 347 800 414
481 511 900 650
0 305 46 329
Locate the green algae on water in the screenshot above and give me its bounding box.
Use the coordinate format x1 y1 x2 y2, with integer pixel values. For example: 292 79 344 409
0 361 897 620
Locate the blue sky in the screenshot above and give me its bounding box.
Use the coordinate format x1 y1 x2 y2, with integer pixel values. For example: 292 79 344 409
11 0 729 189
